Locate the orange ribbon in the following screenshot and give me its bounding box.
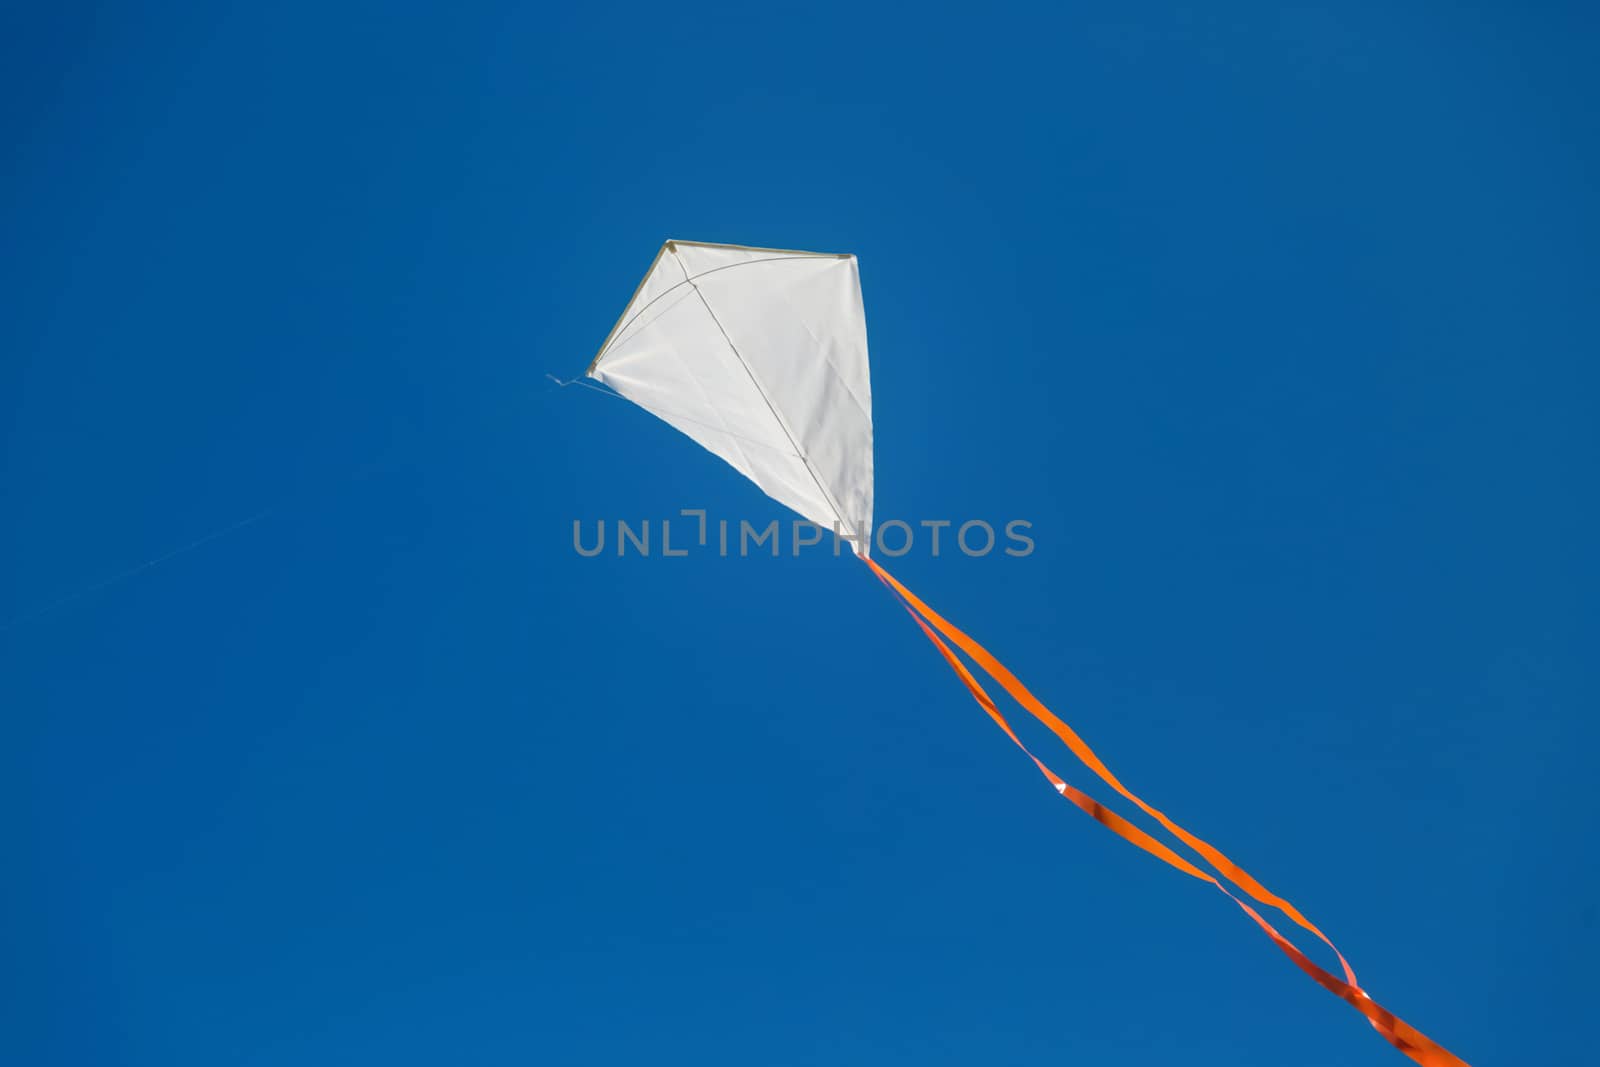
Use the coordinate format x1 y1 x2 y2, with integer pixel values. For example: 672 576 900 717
865 556 1467 1067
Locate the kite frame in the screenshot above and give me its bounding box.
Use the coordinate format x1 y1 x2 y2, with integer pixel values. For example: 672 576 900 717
585 240 852 375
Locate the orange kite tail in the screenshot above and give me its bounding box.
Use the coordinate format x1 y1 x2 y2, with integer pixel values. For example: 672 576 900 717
864 555 1468 1067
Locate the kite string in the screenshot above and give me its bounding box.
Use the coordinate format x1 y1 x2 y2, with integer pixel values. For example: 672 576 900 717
12 365 561 634
547 373 803 459
0 509 272 633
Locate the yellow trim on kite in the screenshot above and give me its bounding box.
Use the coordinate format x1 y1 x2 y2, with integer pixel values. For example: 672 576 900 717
665 239 853 259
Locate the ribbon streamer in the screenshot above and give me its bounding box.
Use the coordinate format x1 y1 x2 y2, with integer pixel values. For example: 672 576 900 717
866 556 1468 1067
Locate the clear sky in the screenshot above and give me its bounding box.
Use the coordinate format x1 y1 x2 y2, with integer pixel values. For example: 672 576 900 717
4 4 1595 1065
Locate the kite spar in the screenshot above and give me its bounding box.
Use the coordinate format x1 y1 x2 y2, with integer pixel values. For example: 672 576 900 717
581 239 1468 1067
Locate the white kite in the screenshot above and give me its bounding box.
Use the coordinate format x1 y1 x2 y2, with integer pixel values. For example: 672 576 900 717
587 240 874 553
573 239 1469 1067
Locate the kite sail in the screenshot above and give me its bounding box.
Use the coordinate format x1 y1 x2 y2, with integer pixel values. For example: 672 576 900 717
588 240 873 552
580 239 1468 1067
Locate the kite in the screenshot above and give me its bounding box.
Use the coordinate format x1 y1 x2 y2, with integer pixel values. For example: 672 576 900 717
577 239 1468 1066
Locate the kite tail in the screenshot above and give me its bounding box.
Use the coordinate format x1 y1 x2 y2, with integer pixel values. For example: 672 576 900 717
863 555 1469 1067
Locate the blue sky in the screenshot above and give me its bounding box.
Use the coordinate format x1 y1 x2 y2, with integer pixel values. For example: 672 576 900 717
3 4 1595 1065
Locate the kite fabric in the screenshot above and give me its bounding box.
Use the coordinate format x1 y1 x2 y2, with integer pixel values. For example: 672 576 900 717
580 239 1469 1066
587 240 873 553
